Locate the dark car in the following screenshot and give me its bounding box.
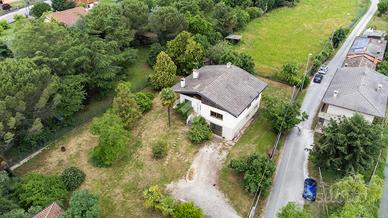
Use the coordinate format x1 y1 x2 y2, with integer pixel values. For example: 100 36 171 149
313 74 323 83
303 178 317 201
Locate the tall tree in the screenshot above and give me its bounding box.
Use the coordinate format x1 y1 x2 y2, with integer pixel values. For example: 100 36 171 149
311 114 383 175
31 2 51 18
56 75 86 118
0 59 59 150
150 51 177 90
213 2 237 36
51 0 75 11
159 88 176 127
0 41 12 61
112 82 141 130
60 190 99 218
121 0 149 31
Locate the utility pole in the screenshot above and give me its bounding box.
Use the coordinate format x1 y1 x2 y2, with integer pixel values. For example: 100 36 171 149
300 53 313 91
369 149 383 184
318 167 329 216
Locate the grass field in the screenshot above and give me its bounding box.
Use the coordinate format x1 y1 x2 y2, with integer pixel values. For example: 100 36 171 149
368 14 388 31
236 0 369 77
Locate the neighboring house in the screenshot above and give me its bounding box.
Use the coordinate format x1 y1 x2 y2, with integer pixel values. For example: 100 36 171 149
318 67 388 127
33 202 64 218
46 7 88 26
172 64 267 140
343 29 387 69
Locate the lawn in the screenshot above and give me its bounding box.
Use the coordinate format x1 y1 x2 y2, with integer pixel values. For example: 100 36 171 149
368 14 388 31
236 0 369 77
218 79 291 217
15 97 199 218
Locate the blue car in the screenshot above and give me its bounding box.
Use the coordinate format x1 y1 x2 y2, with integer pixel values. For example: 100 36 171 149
302 178 317 201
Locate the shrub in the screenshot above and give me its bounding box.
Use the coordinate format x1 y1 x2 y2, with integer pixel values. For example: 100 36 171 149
143 185 177 216
0 20 9 30
135 92 154 113
148 43 164 66
61 190 99 218
188 116 212 144
2 4 11 10
246 7 264 19
31 2 52 18
152 141 168 159
16 174 67 208
60 167 86 191
172 202 205 218
229 154 275 194
332 28 347 48
278 63 302 86
278 202 312 218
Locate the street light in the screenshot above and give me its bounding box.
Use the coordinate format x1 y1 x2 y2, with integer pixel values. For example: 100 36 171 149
300 53 313 91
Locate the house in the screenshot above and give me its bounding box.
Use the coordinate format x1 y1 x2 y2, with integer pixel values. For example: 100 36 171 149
318 67 388 127
172 64 267 140
74 0 97 8
46 7 88 26
33 203 64 218
343 31 387 69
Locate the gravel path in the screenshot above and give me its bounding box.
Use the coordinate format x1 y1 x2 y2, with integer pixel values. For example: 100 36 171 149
167 142 241 218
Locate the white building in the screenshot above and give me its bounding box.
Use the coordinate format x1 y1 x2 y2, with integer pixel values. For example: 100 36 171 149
318 67 388 126
172 64 267 140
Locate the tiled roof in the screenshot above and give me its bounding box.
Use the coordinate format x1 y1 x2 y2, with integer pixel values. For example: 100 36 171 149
47 7 88 26
33 203 64 218
172 65 267 117
348 36 387 61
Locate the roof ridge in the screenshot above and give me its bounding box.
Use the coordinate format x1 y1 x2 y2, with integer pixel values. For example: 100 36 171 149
358 86 383 116
44 203 54 218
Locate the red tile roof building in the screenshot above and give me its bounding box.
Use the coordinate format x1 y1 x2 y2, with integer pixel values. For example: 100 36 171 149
46 7 88 26
33 203 64 218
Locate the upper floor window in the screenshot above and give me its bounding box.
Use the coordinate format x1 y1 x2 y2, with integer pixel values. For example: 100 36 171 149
210 111 223 120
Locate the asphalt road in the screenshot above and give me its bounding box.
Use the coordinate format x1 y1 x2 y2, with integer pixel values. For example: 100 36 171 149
262 1 379 217
0 0 51 23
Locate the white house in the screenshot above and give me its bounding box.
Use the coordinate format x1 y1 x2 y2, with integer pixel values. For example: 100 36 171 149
172 64 267 140
318 67 388 126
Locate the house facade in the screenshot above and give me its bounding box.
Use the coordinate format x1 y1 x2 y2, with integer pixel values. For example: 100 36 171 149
172 64 267 140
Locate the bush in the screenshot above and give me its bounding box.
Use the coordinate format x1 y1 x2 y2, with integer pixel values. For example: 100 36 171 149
2 4 11 10
61 190 99 218
60 167 86 191
278 63 302 86
16 174 67 208
152 141 168 159
172 202 205 218
31 2 52 18
278 202 312 218
229 154 275 194
135 92 154 113
246 7 264 19
0 20 9 31
332 28 347 48
188 116 212 144
148 43 164 66
143 185 177 216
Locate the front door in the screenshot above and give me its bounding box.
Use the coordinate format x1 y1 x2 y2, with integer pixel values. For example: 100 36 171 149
210 123 223 137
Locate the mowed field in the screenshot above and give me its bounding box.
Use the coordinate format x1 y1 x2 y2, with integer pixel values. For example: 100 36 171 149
236 0 369 77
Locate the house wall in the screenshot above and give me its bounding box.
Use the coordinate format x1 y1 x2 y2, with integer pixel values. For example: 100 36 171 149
178 93 262 140
326 104 375 123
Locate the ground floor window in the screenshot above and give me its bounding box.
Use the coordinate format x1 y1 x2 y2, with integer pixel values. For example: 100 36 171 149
210 123 223 136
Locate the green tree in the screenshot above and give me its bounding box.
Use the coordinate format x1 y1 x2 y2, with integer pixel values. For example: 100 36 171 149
262 95 308 133
0 59 59 150
330 175 383 218
223 0 252 7
56 75 86 118
52 0 75 11
60 167 86 192
188 116 212 144
278 202 312 218
172 202 205 218
148 6 188 42
90 112 130 167
150 52 177 90
112 82 141 130
160 88 176 127
279 63 302 86
31 2 51 18
148 43 164 66
135 92 154 113
229 154 275 194
213 2 237 35
332 28 347 48
16 174 67 208
377 60 388 76
174 0 200 15
311 114 383 175
0 41 12 61
121 0 149 31
234 7 250 29
60 190 99 218
378 0 388 15
143 185 177 216
187 14 214 36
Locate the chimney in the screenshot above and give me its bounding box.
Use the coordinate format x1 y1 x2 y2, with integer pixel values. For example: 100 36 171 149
180 78 186 88
226 62 232 68
378 83 383 91
333 90 339 97
193 69 199 79
344 63 348 67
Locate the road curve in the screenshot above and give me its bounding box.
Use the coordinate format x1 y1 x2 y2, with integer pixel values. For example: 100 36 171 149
262 0 379 217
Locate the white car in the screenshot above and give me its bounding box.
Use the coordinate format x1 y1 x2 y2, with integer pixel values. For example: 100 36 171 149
318 65 329 74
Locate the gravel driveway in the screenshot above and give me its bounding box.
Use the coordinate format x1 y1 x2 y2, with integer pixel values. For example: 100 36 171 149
167 141 241 218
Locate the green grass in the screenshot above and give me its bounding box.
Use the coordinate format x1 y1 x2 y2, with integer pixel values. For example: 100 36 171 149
236 0 368 77
368 14 388 31
124 48 154 92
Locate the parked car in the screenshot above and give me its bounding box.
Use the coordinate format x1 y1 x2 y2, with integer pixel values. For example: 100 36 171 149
303 178 317 201
313 74 323 83
318 65 329 75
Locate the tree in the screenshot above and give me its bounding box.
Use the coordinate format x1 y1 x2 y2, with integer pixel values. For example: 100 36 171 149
378 0 388 15
0 41 12 60
90 112 130 167
31 2 51 18
52 0 75 11
0 58 59 150
56 75 86 118
188 116 212 144
279 63 302 86
160 88 176 127
278 202 312 218
60 190 99 218
213 2 237 36
332 28 347 48
330 174 383 218
16 174 67 208
229 154 275 194
172 202 205 218
148 43 164 67
187 14 214 36
60 167 86 192
311 114 383 175
223 0 252 7
150 52 177 90
377 60 388 76
234 7 250 29
121 0 149 31
135 92 154 113
174 0 200 15
112 82 141 130
148 6 188 42
262 95 308 133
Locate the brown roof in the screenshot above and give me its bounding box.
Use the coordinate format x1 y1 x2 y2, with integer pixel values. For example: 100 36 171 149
47 7 88 26
33 203 64 218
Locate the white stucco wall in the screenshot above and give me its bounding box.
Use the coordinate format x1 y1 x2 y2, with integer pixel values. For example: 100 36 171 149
326 105 375 123
179 94 262 140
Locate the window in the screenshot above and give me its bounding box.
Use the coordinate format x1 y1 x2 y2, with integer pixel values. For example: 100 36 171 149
210 111 223 120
